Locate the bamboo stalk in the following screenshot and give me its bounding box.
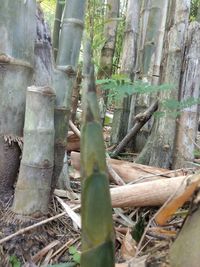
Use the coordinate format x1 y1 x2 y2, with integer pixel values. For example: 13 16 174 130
54 176 188 208
53 0 65 61
52 0 86 189
0 0 36 197
71 151 184 183
111 176 187 208
13 86 55 215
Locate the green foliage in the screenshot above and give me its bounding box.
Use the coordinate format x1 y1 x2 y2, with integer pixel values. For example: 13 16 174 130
156 97 200 118
96 75 174 105
85 0 126 75
194 149 200 158
9 255 21 267
97 75 200 118
154 97 200 118
39 0 57 30
112 1 127 74
85 0 107 64
132 216 145 243
190 0 200 21
69 246 81 264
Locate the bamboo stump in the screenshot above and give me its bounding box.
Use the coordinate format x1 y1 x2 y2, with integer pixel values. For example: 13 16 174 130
13 86 55 215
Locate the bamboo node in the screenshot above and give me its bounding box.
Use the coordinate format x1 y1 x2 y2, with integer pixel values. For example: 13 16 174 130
62 18 84 28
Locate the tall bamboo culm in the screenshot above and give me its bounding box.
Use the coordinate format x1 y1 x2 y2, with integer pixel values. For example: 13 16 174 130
136 0 190 168
53 0 65 61
52 0 86 189
130 0 167 152
111 0 140 145
0 0 36 199
173 21 200 169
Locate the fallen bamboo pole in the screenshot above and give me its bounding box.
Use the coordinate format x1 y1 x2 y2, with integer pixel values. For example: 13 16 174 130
71 151 184 183
55 175 187 208
110 176 187 207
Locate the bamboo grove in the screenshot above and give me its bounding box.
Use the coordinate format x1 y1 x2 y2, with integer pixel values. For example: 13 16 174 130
1 0 200 266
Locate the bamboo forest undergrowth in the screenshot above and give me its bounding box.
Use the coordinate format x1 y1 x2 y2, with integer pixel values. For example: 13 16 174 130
1 0 200 267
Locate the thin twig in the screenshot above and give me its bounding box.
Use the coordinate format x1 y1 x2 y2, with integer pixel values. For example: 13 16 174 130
51 237 79 260
69 119 125 185
128 168 194 185
106 152 125 185
135 175 189 255
56 196 81 229
107 161 125 185
112 100 158 157
0 212 67 245
69 120 81 137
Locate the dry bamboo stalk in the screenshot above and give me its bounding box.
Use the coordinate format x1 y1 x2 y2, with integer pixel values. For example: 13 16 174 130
111 176 187 207
32 240 60 263
54 176 187 208
71 151 184 183
69 120 81 137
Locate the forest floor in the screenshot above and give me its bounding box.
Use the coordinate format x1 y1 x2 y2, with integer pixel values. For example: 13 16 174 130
0 163 187 267
0 184 175 267
0 127 199 266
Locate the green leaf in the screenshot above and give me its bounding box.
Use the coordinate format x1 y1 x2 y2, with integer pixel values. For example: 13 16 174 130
69 246 77 255
9 255 21 267
96 79 113 85
154 111 166 118
132 216 145 243
111 73 130 81
194 149 200 157
162 99 180 110
73 252 81 264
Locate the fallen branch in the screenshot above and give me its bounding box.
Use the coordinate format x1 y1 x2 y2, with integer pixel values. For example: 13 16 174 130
112 101 158 157
154 172 200 225
32 240 60 263
111 176 187 207
69 120 81 137
55 176 187 208
56 196 81 228
71 151 184 183
0 212 67 245
68 125 125 185
107 161 125 185
67 131 80 151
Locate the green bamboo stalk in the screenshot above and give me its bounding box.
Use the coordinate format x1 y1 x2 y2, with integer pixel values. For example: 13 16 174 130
142 0 164 76
53 0 65 61
52 0 86 189
13 86 55 215
81 40 115 267
56 0 86 66
98 0 120 79
0 0 36 198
